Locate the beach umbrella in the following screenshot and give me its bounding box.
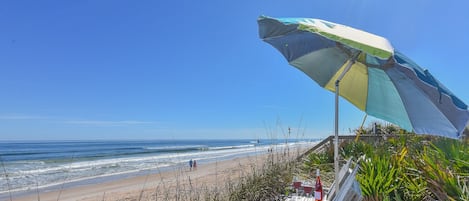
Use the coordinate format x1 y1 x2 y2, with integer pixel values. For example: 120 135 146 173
257 16 469 191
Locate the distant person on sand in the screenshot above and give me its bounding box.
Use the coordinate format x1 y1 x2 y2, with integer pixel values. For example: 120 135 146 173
189 159 193 171
193 160 197 170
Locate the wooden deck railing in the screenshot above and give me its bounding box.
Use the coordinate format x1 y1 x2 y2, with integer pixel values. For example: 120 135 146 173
297 134 387 161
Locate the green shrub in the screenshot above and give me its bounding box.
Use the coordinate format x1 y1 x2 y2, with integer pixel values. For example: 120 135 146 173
228 160 294 201
340 140 373 159
302 150 334 174
357 154 401 201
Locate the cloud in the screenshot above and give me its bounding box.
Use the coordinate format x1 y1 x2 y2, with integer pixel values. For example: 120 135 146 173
0 113 159 127
65 120 156 126
143 127 271 139
0 114 48 120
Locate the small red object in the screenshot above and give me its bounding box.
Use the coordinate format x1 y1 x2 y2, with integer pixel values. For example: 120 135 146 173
303 185 313 195
293 181 302 189
315 169 323 201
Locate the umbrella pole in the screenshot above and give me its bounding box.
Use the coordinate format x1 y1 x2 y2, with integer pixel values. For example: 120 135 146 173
334 59 356 193
334 80 340 193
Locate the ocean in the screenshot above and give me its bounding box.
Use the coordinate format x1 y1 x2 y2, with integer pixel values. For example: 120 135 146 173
0 139 319 198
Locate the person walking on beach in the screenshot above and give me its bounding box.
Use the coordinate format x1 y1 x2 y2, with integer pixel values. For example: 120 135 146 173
189 159 193 171
193 160 197 170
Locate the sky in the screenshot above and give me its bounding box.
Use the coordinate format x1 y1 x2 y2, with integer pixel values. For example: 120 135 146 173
1 0 468 140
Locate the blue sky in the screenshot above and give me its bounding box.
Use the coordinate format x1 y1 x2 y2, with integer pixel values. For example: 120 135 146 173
1 0 468 140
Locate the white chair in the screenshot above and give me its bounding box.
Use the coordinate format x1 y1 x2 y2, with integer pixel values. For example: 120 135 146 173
333 164 363 201
326 158 353 200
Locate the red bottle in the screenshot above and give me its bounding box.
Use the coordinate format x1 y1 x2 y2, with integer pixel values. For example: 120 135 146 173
314 169 323 201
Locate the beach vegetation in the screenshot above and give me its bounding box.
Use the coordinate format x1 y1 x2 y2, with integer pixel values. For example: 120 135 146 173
349 123 468 200
227 157 294 200
356 155 400 201
300 122 469 201
339 140 373 160
301 146 334 173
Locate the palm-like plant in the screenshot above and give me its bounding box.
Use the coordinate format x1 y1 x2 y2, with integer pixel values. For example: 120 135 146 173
431 137 469 174
409 138 469 201
302 148 334 174
357 155 401 201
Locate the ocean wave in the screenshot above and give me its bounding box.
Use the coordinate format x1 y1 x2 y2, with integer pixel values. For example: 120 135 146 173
144 145 207 152
209 144 255 150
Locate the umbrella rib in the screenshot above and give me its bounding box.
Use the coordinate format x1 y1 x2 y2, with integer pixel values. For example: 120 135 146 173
366 56 396 69
335 42 353 58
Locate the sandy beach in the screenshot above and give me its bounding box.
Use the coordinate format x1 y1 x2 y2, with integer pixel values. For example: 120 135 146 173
8 150 302 201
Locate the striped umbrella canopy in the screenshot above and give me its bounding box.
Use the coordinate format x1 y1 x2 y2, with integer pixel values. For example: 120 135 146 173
258 15 469 193
258 16 469 139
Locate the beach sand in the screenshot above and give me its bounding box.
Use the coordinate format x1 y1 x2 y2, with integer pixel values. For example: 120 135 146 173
10 149 304 201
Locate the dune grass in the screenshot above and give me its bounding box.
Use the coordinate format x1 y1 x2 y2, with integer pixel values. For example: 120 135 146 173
105 146 305 201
